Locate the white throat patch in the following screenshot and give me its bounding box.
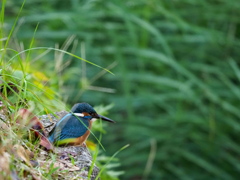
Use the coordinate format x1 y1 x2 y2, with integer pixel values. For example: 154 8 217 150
91 118 97 122
73 113 84 117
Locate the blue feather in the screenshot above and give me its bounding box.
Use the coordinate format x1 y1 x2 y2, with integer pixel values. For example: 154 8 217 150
48 113 89 143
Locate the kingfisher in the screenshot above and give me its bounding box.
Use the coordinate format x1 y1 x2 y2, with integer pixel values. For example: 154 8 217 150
48 103 115 146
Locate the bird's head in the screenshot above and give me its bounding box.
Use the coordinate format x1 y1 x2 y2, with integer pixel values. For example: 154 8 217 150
71 102 115 123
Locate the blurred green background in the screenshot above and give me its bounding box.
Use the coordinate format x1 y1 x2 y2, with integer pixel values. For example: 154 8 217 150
3 0 240 179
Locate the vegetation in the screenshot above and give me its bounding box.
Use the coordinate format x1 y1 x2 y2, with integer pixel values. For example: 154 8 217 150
2 0 240 179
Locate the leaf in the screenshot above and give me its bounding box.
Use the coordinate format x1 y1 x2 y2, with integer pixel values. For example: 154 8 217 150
33 129 54 151
16 109 53 151
12 144 31 166
86 140 97 151
16 109 46 136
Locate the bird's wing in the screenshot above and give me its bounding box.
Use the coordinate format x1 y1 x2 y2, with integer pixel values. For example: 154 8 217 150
48 114 71 143
49 114 89 142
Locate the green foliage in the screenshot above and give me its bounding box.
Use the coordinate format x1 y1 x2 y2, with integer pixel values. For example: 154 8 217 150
3 0 240 179
1 2 122 180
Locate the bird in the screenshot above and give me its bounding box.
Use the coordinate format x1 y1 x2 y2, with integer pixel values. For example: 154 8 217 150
48 102 115 146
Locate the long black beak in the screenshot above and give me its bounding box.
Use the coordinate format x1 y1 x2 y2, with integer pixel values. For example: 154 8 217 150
96 114 115 123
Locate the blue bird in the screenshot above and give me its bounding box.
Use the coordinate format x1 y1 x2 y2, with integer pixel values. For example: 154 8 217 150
48 103 115 146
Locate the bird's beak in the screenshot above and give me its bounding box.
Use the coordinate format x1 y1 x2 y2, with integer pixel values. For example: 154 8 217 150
96 114 115 123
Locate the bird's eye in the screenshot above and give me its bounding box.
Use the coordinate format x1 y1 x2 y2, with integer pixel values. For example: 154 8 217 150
90 113 94 116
